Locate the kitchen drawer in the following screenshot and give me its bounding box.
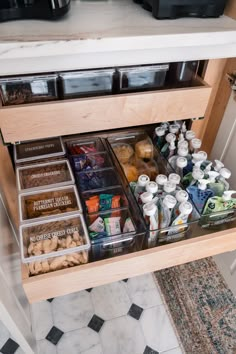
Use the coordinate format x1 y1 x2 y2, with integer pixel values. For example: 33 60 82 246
21 221 236 303
0 76 211 144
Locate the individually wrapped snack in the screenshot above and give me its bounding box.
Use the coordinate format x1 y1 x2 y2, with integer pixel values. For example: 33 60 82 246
113 143 134 164
85 196 100 213
100 194 113 211
89 217 105 233
123 218 136 233
111 195 121 209
135 138 154 160
104 217 121 236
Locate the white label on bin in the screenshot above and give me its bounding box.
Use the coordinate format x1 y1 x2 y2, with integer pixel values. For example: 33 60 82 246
33 196 72 211
30 226 80 242
31 80 48 95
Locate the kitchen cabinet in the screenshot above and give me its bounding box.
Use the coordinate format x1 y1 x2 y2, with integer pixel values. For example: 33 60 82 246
0 0 236 303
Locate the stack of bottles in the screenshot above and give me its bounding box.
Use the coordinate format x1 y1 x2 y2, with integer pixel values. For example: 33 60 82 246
133 173 193 239
153 121 236 217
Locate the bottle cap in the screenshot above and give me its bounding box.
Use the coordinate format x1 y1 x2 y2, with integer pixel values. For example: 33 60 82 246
207 171 219 182
177 146 188 157
163 195 177 209
146 181 158 194
169 140 176 151
178 140 188 149
192 169 204 180
166 133 176 143
214 160 224 172
198 179 209 190
191 138 202 150
169 173 181 185
161 122 169 131
143 202 158 217
185 130 196 141
222 190 236 201
204 162 213 173
181 122 187 133
176 190 188 203
179 201 193 215
169 124 179 134
176 157 188 168
138 174 150 187
163 181 176 193
198 151 208 161
219 168 231 179
156 174 168 186
140 192 153 204
155 127 165 137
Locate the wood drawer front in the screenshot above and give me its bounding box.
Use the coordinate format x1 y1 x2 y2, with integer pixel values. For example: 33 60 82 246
22 224 236 303
0 83 211 144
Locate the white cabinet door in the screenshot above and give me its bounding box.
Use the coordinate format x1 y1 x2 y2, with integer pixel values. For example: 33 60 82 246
0 194 36 354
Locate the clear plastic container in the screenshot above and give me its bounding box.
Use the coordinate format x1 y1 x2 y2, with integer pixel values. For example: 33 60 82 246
82 186 129 214
108 132 170 182
60 69 115 98
119 64 169 92
16 159 74 192
76 168 121 192
14 137 65 164
19 185 82 224
66 138 106 156
0 74 58 106
19 213 90 276
86 207 145 260
71 152 112 172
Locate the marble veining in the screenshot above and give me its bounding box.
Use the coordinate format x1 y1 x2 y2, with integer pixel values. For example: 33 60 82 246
30 301 53 341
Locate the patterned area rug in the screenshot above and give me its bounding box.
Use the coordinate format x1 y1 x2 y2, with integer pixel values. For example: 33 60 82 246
154 257 236 354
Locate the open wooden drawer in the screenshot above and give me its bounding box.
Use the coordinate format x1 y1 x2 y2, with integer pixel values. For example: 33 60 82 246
0 76 211 144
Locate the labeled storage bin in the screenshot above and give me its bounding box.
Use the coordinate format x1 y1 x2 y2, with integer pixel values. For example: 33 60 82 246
66 138 106 156
119 64 169 92
60 69 115 98
14 137 65 164
76 168 121 192
82 186 129 214
19 185 82 224
16 159 74 192
20 213 90 276
71 152 112 172
0 74 58 106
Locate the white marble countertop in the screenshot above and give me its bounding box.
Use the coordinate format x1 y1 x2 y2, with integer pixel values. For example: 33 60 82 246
0 0 236 75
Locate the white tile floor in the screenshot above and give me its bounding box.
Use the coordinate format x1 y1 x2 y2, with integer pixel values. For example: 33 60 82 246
0 273 183 354
32 273 183 354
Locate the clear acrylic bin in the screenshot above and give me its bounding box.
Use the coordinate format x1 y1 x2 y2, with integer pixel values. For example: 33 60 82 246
16 159 74 192
86 207 145 260
82 186 129 214
71 152 112 172
107 130 200 244
19 213 90 276
108 131 173 182
60 69 115 98
66 138 106 156
76 167 121 192
0 74 58 106
19 185 82 224
14 137 65 164
119 64 169 92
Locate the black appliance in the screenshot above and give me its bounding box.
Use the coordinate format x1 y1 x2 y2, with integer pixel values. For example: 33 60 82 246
0 0 71 22
134 0 227 19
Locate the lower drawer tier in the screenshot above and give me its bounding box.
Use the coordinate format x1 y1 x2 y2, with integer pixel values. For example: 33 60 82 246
22 221 236 303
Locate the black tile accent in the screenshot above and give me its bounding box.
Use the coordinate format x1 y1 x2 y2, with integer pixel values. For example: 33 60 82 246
0 338 19 354
86 288 93 293
46 326 64 345
128 303 143 320
122 279 129 283
88 314 104 333
47 298 54 303
143 346 159 354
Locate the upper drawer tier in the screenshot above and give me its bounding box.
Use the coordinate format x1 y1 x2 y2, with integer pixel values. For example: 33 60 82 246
0 77 211 144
